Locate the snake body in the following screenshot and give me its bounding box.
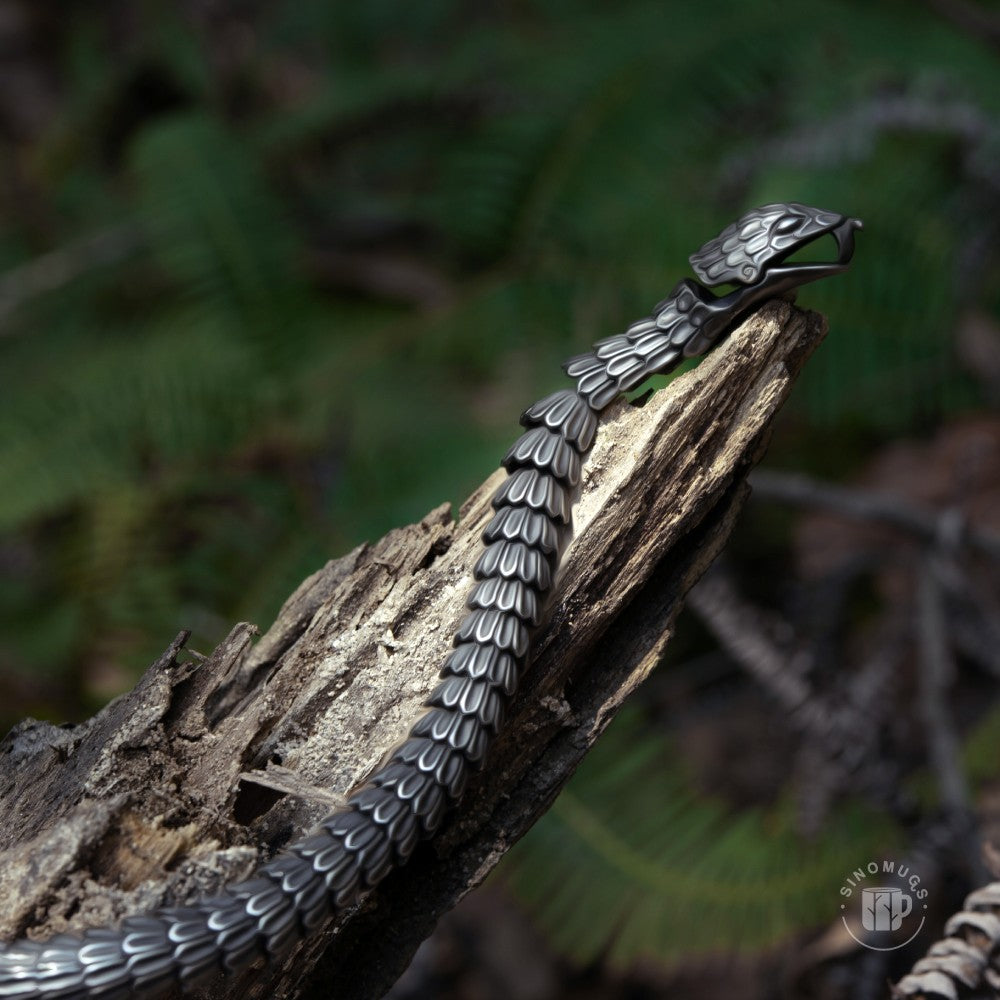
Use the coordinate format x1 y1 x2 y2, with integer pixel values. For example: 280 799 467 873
0 202 860 999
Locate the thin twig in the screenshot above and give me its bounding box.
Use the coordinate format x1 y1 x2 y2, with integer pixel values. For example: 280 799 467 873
686 569 813 714
0 224 143 333
723 91 1000 192
687 566 901 826
750 469 1000 561
916 554 971 818
924 0 1000 53
915 549 989 895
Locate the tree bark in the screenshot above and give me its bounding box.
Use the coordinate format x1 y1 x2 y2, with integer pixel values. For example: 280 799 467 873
0 299 827 999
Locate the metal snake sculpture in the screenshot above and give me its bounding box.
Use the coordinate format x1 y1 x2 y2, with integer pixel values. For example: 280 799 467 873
0 202 861 999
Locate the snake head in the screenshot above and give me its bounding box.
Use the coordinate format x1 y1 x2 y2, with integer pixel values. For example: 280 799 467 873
689 202 862 289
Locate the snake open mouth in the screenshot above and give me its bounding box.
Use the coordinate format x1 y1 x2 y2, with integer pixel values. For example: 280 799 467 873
689 204 863 288
770 215 863 277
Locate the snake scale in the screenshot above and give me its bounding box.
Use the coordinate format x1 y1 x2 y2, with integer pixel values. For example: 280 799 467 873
0 202 860 999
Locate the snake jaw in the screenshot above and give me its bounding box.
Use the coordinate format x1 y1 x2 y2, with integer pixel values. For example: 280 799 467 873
759 214 863 287
733 214 864 298
689 203 862 289
832 216 863 266
673 208 862 362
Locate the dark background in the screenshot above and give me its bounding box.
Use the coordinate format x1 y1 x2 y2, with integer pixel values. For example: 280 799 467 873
1 1 999 997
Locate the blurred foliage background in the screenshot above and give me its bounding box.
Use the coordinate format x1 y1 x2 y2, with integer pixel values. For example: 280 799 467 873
1 0 1000 996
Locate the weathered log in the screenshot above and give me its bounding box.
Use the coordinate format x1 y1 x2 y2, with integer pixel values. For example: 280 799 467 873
0 299 826 999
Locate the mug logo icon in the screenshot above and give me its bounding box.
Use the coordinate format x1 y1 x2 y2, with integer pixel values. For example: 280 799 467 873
861 887 912 932
839 860 928 951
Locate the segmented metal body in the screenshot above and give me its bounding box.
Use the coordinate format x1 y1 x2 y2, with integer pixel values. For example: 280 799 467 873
0 203 860 999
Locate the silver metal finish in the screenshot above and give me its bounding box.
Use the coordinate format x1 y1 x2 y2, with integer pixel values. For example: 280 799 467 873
502 427 582 486
0 202 859 998
491 468 573 523
482 505 561 557
689 202 847 286
467 576 542 626
474 540 554 591
564 203 861 408
520 389 599 452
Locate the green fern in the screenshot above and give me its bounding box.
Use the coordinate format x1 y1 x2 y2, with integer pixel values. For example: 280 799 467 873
500 710 902 968
131 114 299 330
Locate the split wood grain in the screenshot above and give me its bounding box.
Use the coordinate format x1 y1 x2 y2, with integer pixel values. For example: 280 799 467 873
0 299 827 999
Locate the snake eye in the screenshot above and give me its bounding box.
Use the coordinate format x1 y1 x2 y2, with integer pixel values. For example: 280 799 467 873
775 215 800 234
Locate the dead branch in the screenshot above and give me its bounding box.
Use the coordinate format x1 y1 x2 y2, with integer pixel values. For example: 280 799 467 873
0 224 143 333
0 300 827 999
750 469 1000 560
